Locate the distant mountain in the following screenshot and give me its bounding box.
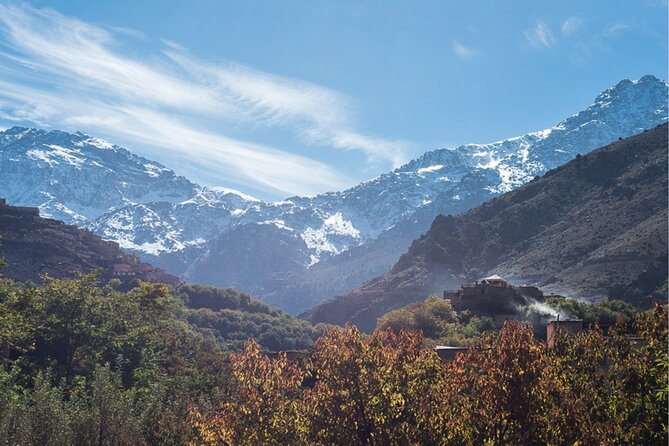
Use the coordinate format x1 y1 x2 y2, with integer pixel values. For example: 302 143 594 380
0 75 666 314
0 127 197 224
190 75 669 313
304 124 669 331
0 126 260 254
0 199 177 284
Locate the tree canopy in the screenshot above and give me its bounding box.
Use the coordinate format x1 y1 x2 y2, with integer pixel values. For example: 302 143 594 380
192 305 668 445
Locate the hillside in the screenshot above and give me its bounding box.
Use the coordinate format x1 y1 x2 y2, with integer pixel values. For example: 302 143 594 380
0 198 177 284
305 124 669 331
0 198 318 354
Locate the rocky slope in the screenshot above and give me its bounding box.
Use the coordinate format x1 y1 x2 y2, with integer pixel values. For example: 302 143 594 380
0 199 177 284
0 75 667 314
305 124 669 331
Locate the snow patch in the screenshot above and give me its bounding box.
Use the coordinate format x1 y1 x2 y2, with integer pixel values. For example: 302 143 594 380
184 238 207 247
116 239 179 256
323 213 361 238
46 202 87 223
477 157 501 169
208 186 260 202
26 145 85 168
518 147 529 163
301 228 338 263
529 128 553 139
259 219 294 231
25 149 57 166
82 137 114 150
144 163 168 177
300 213 361 264
416 164 444 174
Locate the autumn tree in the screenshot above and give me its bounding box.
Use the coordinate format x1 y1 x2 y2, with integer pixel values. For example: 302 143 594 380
189 340 308 446
189 310 668 445
305 324 444 445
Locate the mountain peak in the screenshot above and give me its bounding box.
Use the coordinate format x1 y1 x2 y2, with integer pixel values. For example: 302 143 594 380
0 126 197 223
638 73 664 83
594 74 668 104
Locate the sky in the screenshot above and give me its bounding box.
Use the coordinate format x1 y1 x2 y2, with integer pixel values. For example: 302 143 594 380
0 1 666 200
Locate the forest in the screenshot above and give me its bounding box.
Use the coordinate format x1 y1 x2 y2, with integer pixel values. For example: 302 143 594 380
0 275 666 445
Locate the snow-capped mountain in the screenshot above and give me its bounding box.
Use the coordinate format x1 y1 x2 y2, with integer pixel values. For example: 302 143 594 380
189 75 668 313
0 75 666 314
0 127 260 254
89 186 259 255
0 127 198 223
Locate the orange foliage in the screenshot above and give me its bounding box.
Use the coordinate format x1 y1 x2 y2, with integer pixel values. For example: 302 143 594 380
189 305 668 445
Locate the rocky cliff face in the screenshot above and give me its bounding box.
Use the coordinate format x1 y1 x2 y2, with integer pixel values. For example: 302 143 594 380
305 124 669 331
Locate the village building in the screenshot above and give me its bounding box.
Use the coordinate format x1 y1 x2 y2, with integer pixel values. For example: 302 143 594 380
434 345 469 361
443 275 543 316
546 319 584 347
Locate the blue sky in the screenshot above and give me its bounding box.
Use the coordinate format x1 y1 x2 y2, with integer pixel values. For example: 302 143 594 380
0 1 666 200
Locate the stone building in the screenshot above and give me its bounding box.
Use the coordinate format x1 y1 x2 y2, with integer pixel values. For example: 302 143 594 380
443 275 543 316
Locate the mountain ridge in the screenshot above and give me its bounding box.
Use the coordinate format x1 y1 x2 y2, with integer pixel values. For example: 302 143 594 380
304 124 669 331
215 74 668 313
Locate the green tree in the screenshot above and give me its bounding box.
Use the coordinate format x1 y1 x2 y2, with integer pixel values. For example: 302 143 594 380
376 295 494 346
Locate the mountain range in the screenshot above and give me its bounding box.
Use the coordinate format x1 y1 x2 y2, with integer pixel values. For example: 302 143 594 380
0 75 666 314
306 124 669 331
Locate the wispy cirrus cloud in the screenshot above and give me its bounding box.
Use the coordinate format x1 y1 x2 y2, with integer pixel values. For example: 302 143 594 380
561 16 584 36
452 41 480 60
523 20 556 50
603 22 632 36
163 49 410 167
0 3 412 198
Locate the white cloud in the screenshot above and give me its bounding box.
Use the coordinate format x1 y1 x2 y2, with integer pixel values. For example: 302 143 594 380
524 20 556 50
452 41 480 60
603 22 632 36
0 76 345 196
0 4 411 197
561 16 584 36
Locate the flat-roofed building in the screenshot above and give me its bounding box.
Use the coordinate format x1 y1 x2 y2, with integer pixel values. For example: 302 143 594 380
546 319 583 347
